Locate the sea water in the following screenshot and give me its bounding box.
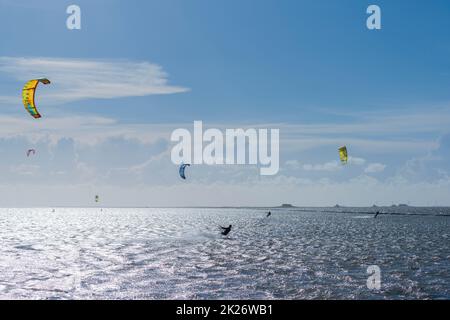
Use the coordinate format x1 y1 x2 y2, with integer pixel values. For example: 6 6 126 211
0 207 448 299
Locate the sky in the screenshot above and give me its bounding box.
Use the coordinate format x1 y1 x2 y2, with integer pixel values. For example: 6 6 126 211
0 0 449 207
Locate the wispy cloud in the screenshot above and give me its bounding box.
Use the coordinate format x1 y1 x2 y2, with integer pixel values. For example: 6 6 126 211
347 156 366 166
364 163 386 173
0 57 189 104
286 157 365 172
278 110 450 136
302 161 342 172
0 112 440 160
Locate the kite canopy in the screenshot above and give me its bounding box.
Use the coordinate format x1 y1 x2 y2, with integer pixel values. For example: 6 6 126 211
26 149 36 157
22 78 51 119
339 146 348 164
179 164 190 180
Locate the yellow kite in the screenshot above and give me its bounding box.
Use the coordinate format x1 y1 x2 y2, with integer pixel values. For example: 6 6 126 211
338 146 348 164
22 78 51 118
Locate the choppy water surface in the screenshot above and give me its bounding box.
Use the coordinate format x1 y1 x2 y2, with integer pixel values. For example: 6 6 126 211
0 207 449 299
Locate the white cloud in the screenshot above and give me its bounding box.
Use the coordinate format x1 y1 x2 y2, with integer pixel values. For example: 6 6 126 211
282 137 438 154
302 161 341 172
364 163 386 173
0 114 174 146
284 160 301 169
347 156 366 165
264 108 450 154
10 164 40 176
0 110 447 206
298 157 365 172
276 110 450 136
0 57 189 104
0 120 447 206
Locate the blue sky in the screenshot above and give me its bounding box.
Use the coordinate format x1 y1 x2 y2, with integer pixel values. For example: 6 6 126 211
0 0 449 206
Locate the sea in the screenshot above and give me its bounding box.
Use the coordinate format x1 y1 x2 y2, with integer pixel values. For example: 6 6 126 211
0 207 449 299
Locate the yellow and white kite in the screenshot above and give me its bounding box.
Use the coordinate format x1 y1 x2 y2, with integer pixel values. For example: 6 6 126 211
338 146 348 164
22 78 51 118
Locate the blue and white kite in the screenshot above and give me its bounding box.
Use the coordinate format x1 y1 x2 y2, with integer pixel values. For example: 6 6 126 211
179 164 190 180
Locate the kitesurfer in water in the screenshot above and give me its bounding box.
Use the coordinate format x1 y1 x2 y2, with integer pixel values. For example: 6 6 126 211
266 211 271 217
220 225 232 236
374 211 380 218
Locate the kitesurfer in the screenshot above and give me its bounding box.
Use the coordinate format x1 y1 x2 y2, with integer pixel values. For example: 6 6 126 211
220 225 232 236
266 211 271 217
374 211 380 218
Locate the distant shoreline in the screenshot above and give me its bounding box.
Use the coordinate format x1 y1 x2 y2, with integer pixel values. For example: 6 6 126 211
1 205 450 209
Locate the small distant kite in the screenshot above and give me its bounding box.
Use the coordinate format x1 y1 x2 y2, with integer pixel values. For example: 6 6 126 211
22 78 51 119
338 146 348 164
179 164 190 180
26 149 36 157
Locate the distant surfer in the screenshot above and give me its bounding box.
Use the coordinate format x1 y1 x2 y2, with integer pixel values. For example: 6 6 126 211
220 225 232 236
374 211 380 218
266 211 271 217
